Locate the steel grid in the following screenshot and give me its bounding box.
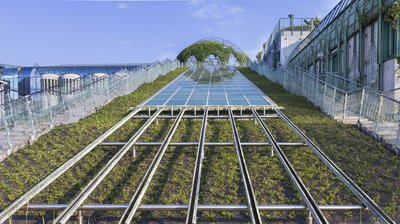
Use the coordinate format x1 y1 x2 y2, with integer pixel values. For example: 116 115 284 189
275 109 395 224
1 108 394 223
252 109 328 224
0 108 142 224
53 109 163 224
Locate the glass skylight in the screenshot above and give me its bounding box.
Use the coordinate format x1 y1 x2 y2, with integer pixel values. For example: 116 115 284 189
143 66 273 107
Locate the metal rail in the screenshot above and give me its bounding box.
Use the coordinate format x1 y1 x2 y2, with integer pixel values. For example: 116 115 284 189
119 109 186 224
53 109 163 224
186 109 208 224
275 109 396 224
0 108 142 224
23 203 367 212
100 142 306 147
131 114 279 119
252 109 328 224
228 110 262 224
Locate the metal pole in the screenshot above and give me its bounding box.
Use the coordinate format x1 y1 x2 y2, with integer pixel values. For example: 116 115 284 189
275 109 395 224
23 203 367 212
53 112 163 224
253 109 327 224
332 88 337 117
342 93 348 122
100 142 307 147
374 94 384 135
228 109 262 224
358 88 366 122
0 108 143 224
186 109 208 224
119 109 185 224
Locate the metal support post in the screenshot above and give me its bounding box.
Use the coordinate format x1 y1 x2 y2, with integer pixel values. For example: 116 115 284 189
25 97 36 141
331 88 336 116
358 89 366 122
342 93 348 122
306 211 313 224
374 94 384 135
132 146 136 158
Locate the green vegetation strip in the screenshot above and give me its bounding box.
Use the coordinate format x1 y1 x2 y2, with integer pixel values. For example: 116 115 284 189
239 68 400 222
0 67 187 211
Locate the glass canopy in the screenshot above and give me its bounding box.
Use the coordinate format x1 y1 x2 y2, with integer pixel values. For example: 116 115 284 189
143 66 274 107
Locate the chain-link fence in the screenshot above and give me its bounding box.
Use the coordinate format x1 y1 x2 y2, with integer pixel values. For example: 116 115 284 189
249 61 400 155
0 59 180 160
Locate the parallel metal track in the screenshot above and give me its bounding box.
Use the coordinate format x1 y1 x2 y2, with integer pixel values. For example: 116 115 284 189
275 109 396 224
24 203 367 212
228 109 262 224
186 109 208 224
119 109 186 224
1 108 394 223
252 109 328 224
53 109 163 224
131 114 279 119
0 108 142 224
100 141 306 147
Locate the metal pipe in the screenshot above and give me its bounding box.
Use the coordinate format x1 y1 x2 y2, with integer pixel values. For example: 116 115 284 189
100 142 306 147
228 109 262 224
131 115 279 119
0 108 143 224
22 204 367 212
252 109 328 224
54 109 163 224
186 109 208 224
119 109 186 224
275 109 395 224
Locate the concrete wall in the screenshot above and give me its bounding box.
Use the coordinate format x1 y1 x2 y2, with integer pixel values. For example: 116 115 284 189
280 31 310 65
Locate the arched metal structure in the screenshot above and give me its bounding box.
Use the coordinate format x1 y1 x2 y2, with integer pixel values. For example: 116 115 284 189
194 37 247 55
178 37 249 66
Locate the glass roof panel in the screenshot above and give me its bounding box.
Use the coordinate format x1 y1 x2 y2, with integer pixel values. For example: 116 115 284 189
143 66 272 107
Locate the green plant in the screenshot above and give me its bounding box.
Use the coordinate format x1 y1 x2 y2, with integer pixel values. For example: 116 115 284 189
384 1 400 29
177 41 249 65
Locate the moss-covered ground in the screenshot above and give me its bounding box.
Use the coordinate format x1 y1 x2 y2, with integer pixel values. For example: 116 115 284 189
238 67 400 223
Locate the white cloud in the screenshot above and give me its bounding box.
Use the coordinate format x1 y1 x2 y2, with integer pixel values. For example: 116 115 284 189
120 40 132 45
190 0 244 26
117 3 128 9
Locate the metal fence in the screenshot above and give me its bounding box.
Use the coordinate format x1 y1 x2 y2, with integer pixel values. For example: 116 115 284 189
0 59 180 160
249 61 400 155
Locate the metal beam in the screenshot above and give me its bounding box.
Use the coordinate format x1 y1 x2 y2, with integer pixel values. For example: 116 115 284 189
23 204 367 212
228 109 262 224
119 109 186 224
275 109 395 224
54 109 163 224
100 142 306 147
0 108 143 224
252 109 328 224
131 115 279 119
186 109 208 224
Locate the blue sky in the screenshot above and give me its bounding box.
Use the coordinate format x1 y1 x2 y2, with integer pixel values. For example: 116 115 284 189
0 0 339 66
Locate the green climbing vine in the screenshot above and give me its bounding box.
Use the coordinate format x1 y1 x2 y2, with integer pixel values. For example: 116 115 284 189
177 40 249 65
